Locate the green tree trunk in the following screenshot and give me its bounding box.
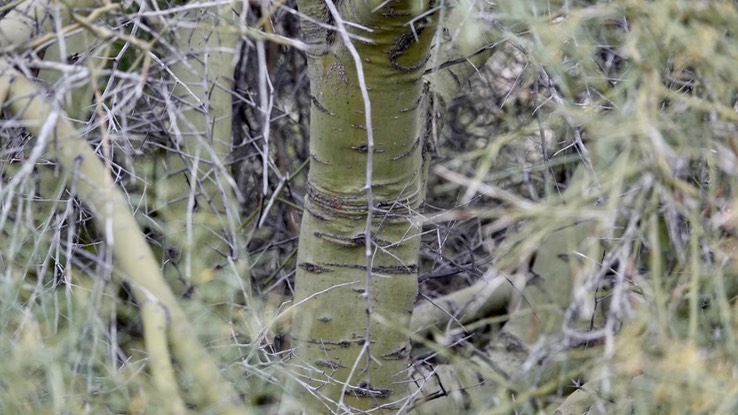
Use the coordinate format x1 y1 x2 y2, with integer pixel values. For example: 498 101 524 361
151 4 248 299
283 1 436 412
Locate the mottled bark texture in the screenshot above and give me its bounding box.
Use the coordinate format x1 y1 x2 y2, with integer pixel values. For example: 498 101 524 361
283 0 437 413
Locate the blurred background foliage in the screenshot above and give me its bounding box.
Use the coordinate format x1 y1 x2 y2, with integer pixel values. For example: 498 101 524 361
2 0 738 413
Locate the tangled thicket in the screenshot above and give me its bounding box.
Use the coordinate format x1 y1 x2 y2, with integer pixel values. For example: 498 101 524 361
1 0 738 413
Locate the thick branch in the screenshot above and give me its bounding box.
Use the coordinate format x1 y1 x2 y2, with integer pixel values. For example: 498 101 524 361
410 269 513 337
0 0 98 50
0 60 250 415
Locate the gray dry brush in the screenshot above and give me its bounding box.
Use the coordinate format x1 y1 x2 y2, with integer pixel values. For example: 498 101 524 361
2 0 738 414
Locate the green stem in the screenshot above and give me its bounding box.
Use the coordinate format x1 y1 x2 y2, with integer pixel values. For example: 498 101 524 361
0 59 250 414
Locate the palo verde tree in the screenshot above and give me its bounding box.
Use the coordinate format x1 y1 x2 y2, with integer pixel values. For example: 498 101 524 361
279 0 504 412
0 0 492 412
4 0 738 414
0 0 251 412
281 0 436 412
0 0 499 411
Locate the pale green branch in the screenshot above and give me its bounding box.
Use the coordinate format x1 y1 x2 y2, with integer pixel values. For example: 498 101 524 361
425 0 502 106
0 0 97 50
410 270 514 337
141 299 187 415
0 59 251 414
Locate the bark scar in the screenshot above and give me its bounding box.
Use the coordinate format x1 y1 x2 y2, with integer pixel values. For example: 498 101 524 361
311 95 336 116
345 382 392 398
322 262 419 274
299 262 333 273
314 231 365 247
382 345 411 360
351 143 384 153
315 359 344 370
392 136 421 160
389 29 431 72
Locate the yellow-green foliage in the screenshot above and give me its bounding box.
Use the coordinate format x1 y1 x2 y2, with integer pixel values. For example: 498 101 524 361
2 0 738 413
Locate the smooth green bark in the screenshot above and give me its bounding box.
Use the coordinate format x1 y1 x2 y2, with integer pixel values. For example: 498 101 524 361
155 4 249 297
284 1 437 412
0 0 98 49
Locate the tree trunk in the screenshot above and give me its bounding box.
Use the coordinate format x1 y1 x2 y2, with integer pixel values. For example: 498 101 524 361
156 4 249 299
283 1 436 412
